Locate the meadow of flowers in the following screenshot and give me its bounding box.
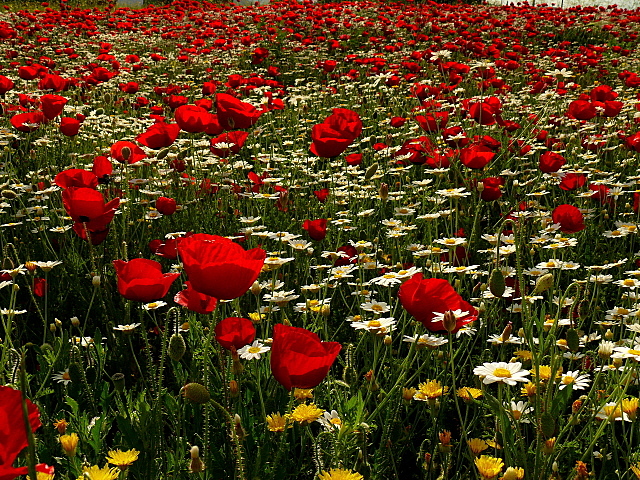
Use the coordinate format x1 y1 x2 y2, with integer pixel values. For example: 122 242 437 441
1 0 640 478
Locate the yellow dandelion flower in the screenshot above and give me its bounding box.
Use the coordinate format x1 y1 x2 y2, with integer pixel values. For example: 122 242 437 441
60 432 79 457
485 438 502 449
631 462 640 479
402 387 417 402
467 438 489 456
414 380 448 401
81 465 120 480
106 449 140 468
266 412 289 432
27 471 54 480
53 419 68 435
531 365 561 382
291 403 324 424
475 455 503 480
512 350 532 362
457 387 483 401
317 468 363 480
521 382 536 397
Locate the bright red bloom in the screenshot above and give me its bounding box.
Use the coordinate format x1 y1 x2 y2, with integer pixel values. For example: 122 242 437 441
559 173 587 191
40 94 67 120
270 324 341 391
415 111 448 132
174 281 217 315
345 153 363 166
110 141 146 164
92 156 113 182
177 234 265 300
175 105 214 133
59 117 80 136
0 385 42 477
302 219 328 241
459 144 495 169
55 169 98 190
398 273 477 333
216 93 262 130
10 111 45 132
566 100 597 120
480 177 503 201
313 188 330 203
539 151 566 173
113 258 180 303
38 74 66 92
390 116 406 128
33 277 47 297
215 317 255 351
551 204 585 234
310 109 362 158
136 121 180 149
209 131 249 158
468 97 501 125
156 197 177 216
62 187 119 231
0 75 14 94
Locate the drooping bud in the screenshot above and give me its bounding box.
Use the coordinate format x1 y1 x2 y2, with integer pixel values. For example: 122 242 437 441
378 183 388 201
532 273 553 295
489 268 505 298
229 380 240 398
500 322 512 343
168 333 186 361
364 162 378 181
181 383 211 404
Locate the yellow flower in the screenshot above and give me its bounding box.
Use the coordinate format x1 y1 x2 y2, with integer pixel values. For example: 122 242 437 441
521 382 536 397
467 438 489 456
402 387 417 402
81 465 120 480
623 397 639 421
106 449 140 468
474 455 504 480
290 403 324 424
414 380 448 401
317 468 363 480
60 432 79 457
293 388 313 401
27 471 54 480
513 350 532 362
53 419 68 435
457 387 483 401
630 462 640 479
531 365 561 382
266 412 289 432
502 466 525 480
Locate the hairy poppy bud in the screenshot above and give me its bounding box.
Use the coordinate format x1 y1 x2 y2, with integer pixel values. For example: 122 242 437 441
532 273 553 295
181 383 210 404
168 333 186 361
489 268 505 298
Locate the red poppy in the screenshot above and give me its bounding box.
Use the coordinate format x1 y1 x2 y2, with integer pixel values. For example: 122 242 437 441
313 188 330 203
62 187 119 231
468 97 501 125
310 109 362 158
55 169 98 190
398 273 477 333
0 385 42 477
59 117 80 136
0 75 14 94
216 93 262 130
559 173 587 191
415 111 448 132
209 131 249 158
214 317 255 351
113 258 180 303
480 176 503 201
459 144 495 169
566 100 597 120
175 105 213 133
390 116 406 128
38 74 66 92
345 153 363 166
33 277 47 297
92 156 113 183
302 219 328 241
40 94 67 120
10 111 45 132
551 204 586 234
174 281 218 315
110 141 146 164
136 121 180 149
270 324 341 391
156 197 177 215
539 151 566 173
177 234 265 300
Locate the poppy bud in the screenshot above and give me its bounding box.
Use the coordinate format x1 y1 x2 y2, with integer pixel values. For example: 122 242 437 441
379 183 388 200
71 316 80 327
442 310 457 333
181 383 211 404
168 333 186 361
1 189 16 199
92 275 101 286
233 414 246 442
189 446 205 473
110 373 125 394
532 273 553 295
250 281 262 295
489 268 505 298
364 162 378 180
500 322 512 342
229 380 240 398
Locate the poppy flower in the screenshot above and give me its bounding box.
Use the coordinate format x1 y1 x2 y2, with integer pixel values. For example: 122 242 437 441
10 111 45 132
313 188 330 203
566 100 597 120
302 219 328 241
345 153 363 166
480 177 503 201
156 197 177 215
110 141 146 164
38 74 66 92
55 169 98 190
270 324 341 391
209 131 249 158
62 187 119 231
415 111 448 132
92 156 113 183
177 234 266 300
559 173 587 191
174 281 217 315
216 93 262 130
0 74 14 94
539 151 566 173
0 385 42 477
136 121 180 149
551 204 586 234
310 123 354 158
113 258 180 303
40 94 67 120
398 273 477 333
214 317 255 351
459 144 495 169
59 117 80 136
175 105 213 133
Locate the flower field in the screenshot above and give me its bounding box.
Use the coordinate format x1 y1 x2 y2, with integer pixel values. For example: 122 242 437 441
1 0 640 478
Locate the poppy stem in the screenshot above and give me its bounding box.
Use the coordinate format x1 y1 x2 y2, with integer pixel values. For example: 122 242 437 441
19 351 38 480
